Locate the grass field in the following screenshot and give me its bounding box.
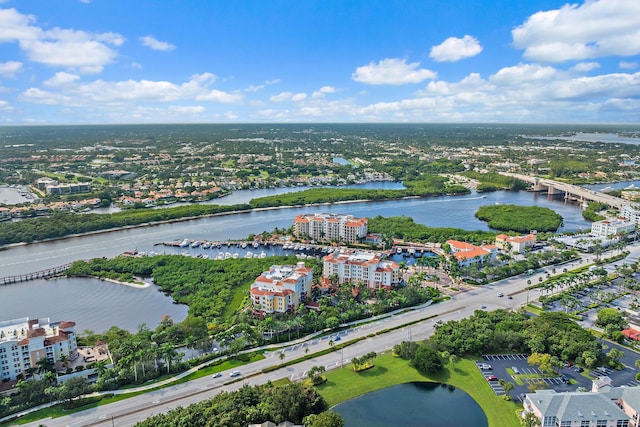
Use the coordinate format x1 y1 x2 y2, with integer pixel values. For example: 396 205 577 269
316 353 520 427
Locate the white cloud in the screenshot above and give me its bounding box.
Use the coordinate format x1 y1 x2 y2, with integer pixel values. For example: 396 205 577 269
269 91 307 102
43 72 80 87
352 58 436 85
312 85 338 98
620 61 638 70
0 8 124 73
571 62 600 72
21 73 243 106
168 105 205 114
429 35 483 62
245 79 280 93
291 92 307 102
490 63 556 85
0 100 13 111
513 0 640 62
270 91 294 102
140 35 175 51
0 61 22 78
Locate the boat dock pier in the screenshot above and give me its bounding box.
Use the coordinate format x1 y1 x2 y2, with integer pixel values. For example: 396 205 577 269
0 263 72 285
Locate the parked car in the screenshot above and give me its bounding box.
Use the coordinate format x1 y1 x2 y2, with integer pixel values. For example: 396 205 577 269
486 375 498 382
230 370 241 377
512 366 520 374
561 374 570 384
572 366 584 373
478 363 492 370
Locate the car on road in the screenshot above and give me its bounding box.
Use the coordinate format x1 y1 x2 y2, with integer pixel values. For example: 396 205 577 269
212 373 222 378
498 292 504 297
486 375 498 382
230 370 241 377
479 305 487 310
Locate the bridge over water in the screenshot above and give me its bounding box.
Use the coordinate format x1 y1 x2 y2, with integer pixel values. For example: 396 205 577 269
500 173 633 210
0 263 72 285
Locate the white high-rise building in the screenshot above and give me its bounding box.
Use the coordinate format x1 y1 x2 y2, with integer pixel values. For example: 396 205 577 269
0 317 77 381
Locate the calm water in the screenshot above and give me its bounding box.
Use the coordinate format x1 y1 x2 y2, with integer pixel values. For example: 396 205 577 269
334 382 487 427
0 277 188 333
0 185 591 332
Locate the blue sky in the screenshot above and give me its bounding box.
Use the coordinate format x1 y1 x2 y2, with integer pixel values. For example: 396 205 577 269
0 0 638 124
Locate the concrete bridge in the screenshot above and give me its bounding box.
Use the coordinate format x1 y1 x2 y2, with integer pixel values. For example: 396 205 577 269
500 173 632 210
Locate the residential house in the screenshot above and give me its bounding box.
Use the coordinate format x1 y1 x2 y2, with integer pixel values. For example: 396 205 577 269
495 233 537 253
445 240 496 267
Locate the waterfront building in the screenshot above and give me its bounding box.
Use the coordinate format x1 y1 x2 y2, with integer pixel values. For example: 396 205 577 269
445 240 497 267
322 250 399 289
0 317 77 381
621 205 640 227
45 182 91 195
250 262 313 314
523 387 640 427
293 213 368 243
495 233 537 253
590 218 635 238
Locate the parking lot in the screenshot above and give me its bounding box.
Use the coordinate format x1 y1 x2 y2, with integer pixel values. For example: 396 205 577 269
477 354 593 402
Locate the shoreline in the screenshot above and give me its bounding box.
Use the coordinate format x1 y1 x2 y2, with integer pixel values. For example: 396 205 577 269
0 194 435 251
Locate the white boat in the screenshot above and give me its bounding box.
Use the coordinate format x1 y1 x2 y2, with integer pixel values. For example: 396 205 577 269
202 242 211 249
224 252 232 259
245 252 254 259
178 239 190 248
408 248 416 256
253 242 259 249
259 251 267 259
190 241 201 248
216 253 225 260
396 247 403 255
241 242 247 249
232 253 240 259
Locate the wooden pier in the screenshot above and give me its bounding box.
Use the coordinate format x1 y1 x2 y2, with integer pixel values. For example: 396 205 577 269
1 263 72 285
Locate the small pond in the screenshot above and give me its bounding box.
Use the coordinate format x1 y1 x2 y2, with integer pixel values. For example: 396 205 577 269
333 382 488 427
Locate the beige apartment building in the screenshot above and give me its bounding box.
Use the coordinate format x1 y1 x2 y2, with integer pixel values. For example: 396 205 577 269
293 213 368 243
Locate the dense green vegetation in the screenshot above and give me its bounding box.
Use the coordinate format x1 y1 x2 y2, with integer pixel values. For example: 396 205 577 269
0 203 250 245
367 215 497 245
429 310 604 367
582 201 608 222
248 174 468 209
133 382 331 427
67 255 301 322
475 204 563 232
463 172 528 192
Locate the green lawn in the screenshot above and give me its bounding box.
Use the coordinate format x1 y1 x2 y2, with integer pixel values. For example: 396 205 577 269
316 354 520 427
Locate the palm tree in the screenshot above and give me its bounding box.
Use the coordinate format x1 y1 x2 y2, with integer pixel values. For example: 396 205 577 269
58 354 69 372
162 343 178 374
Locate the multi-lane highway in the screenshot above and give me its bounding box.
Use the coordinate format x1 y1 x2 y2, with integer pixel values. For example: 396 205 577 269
18 248 629 427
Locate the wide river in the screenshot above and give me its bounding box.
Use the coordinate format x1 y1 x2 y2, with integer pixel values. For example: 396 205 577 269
0 182 597 332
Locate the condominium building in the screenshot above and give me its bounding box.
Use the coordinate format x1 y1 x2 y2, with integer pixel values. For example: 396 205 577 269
523 387 640 427
495 233 537 253
590 218 635 238
446 240 497 268
621 205 640 227
322 250 399 289
293 213 368 243
0 317 77 381
45 182 91 195
250 262 313 314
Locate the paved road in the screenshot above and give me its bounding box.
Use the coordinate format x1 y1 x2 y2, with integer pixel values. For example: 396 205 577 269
19 248 638 427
